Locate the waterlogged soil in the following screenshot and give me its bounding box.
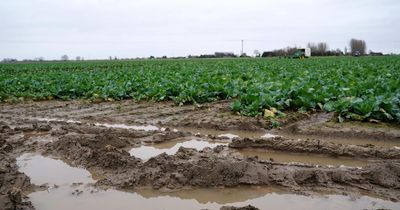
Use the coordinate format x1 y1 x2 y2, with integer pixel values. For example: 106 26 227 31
16 153 399 210
129 139 227 160
235 149 369 167
1 99 400 210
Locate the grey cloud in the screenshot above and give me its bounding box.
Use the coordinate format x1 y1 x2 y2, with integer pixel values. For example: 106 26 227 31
0 0 399 59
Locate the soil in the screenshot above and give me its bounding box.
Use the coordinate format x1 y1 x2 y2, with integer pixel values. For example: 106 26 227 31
0 123 34 210
0 99 400 209
229 136 400 159
220 205 260 210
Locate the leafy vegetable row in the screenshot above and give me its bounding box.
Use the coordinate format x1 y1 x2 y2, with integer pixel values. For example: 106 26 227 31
1 57 399 122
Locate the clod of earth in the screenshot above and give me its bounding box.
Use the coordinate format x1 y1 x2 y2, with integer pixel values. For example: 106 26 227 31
220 205 260 210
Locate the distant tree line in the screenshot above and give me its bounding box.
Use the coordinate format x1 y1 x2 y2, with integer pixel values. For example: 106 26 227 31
0 38 389 62
262 46 298 57
306 42 329 56
188 52 237 59
261 38 375 57
1 58 18 62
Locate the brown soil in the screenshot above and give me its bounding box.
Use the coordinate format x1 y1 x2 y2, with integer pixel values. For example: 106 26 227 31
1 99 400 209
229 136 400 159
0 122 34 210
220 205 260 210
281 112 400 141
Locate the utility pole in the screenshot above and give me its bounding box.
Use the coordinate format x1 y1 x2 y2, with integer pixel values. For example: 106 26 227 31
241 40 244 55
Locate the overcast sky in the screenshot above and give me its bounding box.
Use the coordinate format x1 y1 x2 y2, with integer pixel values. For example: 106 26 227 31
1 0 399 60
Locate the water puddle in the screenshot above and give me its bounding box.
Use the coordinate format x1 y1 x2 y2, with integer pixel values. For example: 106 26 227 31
276 132 400 148
129 139 227 160
176 127 266 139
17 153 94 186
17 153 398 210
236 149 368 167
218 133 240 139
34 117 82 124
32 117 159 131
177 126 400 147
94 123 159 131
28 186 398 210
261 133 280 139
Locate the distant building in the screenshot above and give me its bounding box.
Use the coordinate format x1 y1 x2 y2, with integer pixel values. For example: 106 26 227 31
369 51 383 56
261 51 275 57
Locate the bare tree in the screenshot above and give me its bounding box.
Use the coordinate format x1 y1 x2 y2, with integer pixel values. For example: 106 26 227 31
253 50 261 57
317 42 328 56
307 42 328 56
350 39 367 55
285 46 298 56
76 56 81 61
307 43 318 54
61 55 69 61
261 46 298 57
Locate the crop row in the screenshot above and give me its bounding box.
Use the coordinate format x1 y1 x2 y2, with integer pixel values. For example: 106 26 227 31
1 57 399 122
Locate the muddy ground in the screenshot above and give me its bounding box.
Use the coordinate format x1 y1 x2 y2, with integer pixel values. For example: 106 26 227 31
0 100 400 209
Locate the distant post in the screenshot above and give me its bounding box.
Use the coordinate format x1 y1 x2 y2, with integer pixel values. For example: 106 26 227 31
241 40 244 56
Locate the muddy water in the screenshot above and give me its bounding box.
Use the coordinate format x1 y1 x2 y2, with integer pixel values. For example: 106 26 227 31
21 115 400 147
28 187 399 210
32 117 160 131
236 149 368 167
177 127 266 138
130 138 368 167
17 154 399 210
129 139 227 160
17 153 94 186
178 126 400 147
94 123 159 131
276 132 400 148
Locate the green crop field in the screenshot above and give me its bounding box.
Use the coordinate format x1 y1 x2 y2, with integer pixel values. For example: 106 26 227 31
1 56 400 122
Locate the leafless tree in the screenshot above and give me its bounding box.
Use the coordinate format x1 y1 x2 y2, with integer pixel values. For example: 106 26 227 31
317 42 328 55
61 55 69 61
76 56 81 61
307 43 318 54
350 39 367 55
307 42 328 56
285 46 297 56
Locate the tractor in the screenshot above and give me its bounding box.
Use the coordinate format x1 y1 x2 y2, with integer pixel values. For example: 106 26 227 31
290 48 311 59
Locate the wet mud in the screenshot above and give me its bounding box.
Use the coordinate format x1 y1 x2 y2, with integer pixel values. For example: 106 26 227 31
15 153 400 210
229 136 400 159
0 100 399 209
0 127 34 210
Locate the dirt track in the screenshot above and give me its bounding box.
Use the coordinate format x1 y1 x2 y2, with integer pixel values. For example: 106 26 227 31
1 100 400 209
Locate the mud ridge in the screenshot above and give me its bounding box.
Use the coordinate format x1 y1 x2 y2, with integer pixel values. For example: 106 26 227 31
229 136 400 159
220 205 260 210
0 137 34 210
46 134 400 201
